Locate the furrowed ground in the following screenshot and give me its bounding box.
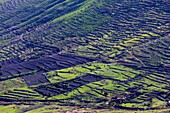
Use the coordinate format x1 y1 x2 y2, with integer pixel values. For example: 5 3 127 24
0 0 170 112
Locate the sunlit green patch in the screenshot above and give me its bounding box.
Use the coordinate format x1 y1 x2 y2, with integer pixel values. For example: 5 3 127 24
49 79 125 100
0 77 27 94
45 62 141 84
0 78 43 100
1 87 44 100
52 0 96 22
0 105 21 113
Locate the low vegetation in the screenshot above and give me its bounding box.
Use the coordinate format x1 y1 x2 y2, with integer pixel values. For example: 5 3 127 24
0 0 169 112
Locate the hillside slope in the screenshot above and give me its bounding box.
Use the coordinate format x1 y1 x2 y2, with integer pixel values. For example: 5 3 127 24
0 0 170 112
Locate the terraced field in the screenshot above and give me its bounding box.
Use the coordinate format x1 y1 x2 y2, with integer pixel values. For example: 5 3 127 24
0 0 170 112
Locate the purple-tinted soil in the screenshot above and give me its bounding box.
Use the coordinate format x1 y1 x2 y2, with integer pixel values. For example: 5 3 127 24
22 74 50 86
0 54 95 80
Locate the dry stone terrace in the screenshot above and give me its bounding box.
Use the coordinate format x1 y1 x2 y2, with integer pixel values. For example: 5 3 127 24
0 0 170 111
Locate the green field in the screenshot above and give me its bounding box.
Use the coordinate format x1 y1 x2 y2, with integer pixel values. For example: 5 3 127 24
0 0 169 112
